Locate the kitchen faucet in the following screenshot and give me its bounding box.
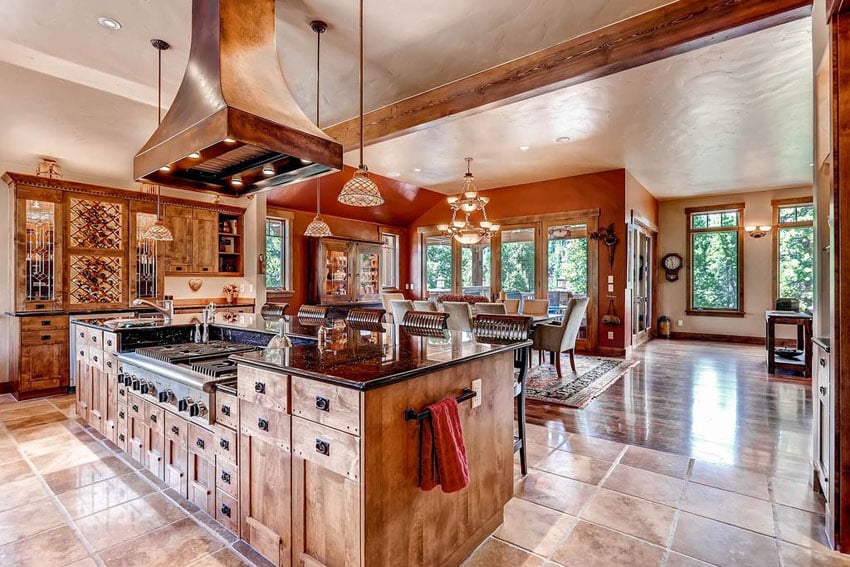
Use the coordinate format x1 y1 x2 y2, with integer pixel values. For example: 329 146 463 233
132 298 174 324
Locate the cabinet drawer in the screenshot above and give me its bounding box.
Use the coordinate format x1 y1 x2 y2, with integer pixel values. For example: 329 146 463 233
116 425 128 452
85 328 104 348
21 315 68 331
292 417 360 482
215 425 239 465
188 423 214 460
76 344 88 362
215 460 239 499
22 330 68 347
237 365 287 412
146 402 165 431
164 411 188 446
128 395 144 419
103 352 118 375
215 489 239 535
240 401 290 452
215 391 239 430
88 347 104 371
74 325 88 343
117 402 128 428
291 377 361 436
103 332 118 353
116 377 129 402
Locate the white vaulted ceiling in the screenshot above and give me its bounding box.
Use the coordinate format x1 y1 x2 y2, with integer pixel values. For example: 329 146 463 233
0 0 813 199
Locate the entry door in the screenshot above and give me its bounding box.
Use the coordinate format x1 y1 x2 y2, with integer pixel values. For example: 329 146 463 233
631 224 654 344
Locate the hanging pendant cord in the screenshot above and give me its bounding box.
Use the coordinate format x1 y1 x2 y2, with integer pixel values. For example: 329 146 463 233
358 0 365 169
157 47 162 125
317 22 322 216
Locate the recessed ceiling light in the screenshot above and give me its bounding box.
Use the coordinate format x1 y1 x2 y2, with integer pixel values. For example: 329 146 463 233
159 165 171 172
554 136 572 144
413 168 422 172
300 159 312 165
97 17 122 31
519 145 532 151
231 176 243 187
188 152 200 159
387 172 401 177
262 164 275 176
223 138 236 143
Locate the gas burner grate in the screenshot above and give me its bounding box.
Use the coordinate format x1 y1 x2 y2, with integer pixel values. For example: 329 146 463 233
135 341 256 363
191 357 239 377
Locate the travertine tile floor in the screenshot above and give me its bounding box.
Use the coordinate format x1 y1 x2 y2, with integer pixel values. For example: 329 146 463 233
0 393 846 566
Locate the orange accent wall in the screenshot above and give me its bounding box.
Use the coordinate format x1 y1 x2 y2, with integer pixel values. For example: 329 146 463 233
267 207 410 313
625 172 659 227
409 169 630 353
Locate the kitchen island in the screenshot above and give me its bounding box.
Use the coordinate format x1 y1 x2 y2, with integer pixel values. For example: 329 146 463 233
70 314 529 567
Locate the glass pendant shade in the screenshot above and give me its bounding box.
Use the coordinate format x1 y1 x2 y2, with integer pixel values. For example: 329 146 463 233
143 219 174 241
454 231 484 245
338 167 384 206
304 215 333 238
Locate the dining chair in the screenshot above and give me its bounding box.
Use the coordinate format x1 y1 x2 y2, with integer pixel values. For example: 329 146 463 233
413 300 438 311
472 314 532 475
521 299 550 316
390 300 414 324
259 302 289 319
400 310 449 331
442 301 473 332
345 308 386 325
475 302 507 315
381 292 406 322
296 304 328 320
502 298 520 314
531 297 589 377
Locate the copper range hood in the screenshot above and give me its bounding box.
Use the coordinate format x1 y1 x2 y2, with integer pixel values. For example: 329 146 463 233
134 0 343 197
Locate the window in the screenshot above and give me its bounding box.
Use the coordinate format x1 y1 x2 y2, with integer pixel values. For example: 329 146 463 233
500 227 536 300
265 217 290 290
547 224 588 296
424 234 453 297
687 204 744 315
461 237 491 297
381 232 399 289
774 200 814 311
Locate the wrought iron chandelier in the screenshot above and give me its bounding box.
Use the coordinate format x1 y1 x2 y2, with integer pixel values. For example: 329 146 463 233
437 158 499 245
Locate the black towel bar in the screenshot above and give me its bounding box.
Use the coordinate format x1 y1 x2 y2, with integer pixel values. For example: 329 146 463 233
404 388 477 422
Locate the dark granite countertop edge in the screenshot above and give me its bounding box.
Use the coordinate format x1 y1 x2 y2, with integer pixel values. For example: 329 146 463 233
229 339 532 391
6 307 158 318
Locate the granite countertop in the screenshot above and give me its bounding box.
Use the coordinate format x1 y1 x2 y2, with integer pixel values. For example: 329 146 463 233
70 312 313 337
230 325 531 391
6 306 158 317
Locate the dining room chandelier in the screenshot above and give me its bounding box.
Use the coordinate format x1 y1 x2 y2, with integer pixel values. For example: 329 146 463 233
437 158 499 245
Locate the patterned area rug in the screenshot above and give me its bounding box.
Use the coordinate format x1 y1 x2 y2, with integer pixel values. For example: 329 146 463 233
525 354 638 409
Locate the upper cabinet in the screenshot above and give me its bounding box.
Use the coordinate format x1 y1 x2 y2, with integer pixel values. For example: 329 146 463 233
4 173 245 312
311 237 382 305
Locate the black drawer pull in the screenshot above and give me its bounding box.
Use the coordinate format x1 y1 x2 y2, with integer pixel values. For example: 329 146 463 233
220 471 231 484
820 359 827 367
79 350 85 357
118 433 125 442
132 404 139 412
150 414 157 423
196 438 205 449
41 335 51 341
119 388 125 396
79 331 85 338
92 336 97 343
106 361 113 369
92 355 98 363
220 405 231 417
40 320 50 326
315 439 330 456
820 386 827 395
254 382 266 394
315 396 330 412
107 339 113 347
257 418 269 431
171 425 180 435
119 411 125 419
219 438 230 450
220 503 231 517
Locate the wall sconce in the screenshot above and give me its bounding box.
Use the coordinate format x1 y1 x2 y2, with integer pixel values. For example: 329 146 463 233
745 225 772 239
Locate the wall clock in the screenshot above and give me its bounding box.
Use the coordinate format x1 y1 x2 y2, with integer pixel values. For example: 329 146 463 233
661 253 683 282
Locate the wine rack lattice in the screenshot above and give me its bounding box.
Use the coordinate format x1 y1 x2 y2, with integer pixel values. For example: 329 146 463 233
69 255 123 304
69 198 123 249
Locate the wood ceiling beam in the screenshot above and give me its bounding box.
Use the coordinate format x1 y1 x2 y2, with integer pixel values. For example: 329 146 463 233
325 0 812 150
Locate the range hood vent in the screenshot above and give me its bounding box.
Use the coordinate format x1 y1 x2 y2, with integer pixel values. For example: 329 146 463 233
134 0 343 197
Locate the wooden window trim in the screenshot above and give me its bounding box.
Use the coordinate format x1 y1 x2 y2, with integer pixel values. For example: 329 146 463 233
264 215 293 294
772 197 814 305
686 204 745 316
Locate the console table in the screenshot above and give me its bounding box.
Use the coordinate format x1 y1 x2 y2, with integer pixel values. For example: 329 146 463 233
765 310 813 377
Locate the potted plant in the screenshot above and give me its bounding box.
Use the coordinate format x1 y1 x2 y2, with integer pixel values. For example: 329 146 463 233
222 283 240 304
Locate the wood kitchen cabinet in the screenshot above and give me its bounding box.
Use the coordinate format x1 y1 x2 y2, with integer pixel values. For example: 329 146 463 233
163 205 243 276
310 237 383 306
9 314 70 400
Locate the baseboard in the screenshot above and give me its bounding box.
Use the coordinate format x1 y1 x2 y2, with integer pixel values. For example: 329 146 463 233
668 332 796 347
0 382 12 395
596 346 627 358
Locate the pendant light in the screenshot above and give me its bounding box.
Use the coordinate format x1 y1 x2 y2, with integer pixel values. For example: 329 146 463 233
304 21 333 238
142 39 174 242
337 0 384 207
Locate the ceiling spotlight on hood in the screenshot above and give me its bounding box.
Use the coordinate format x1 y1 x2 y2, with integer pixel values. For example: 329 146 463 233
97 17 122 31
262 164 275 176
188 152 201 159
338 0 384 207
231 176 243 187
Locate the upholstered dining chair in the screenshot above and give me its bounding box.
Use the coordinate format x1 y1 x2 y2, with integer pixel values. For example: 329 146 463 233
475 302 507 315
381 292 405 322
390 300 414 324
413 300 438 311
531 297 589 377
501 298 520 314
521 299 550 316
442 301 473 332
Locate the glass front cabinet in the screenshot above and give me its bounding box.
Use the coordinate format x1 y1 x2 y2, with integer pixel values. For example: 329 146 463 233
16 187 65 312
313 238 382 305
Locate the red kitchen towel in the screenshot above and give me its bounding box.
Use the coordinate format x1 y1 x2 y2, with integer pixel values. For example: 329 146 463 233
420 397 470 493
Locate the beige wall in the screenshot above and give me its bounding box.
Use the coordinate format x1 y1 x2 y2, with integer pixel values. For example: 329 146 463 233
657 186 813 338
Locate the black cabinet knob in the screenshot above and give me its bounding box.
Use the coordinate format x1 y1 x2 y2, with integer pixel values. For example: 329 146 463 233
315 396 330 412
119 411 125 419
106 361 112 369
219 438 230 450
196 438 205 450
257 418 269 431
220 405 231 417
820 386 827 396
254 382 265 394
132 404 139 412
150 414 157 423
220 471 231 484
118 433 125 442
41 335 51 341
315 439 330 456
40 320 50 326
118 388 125 396
820 359 827 367
221 503 231 517
171 425 180 435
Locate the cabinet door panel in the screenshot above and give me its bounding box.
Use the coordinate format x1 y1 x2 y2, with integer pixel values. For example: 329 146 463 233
188 452 215 514
192 210 218 273
163 206 193 272
21 341 68 394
